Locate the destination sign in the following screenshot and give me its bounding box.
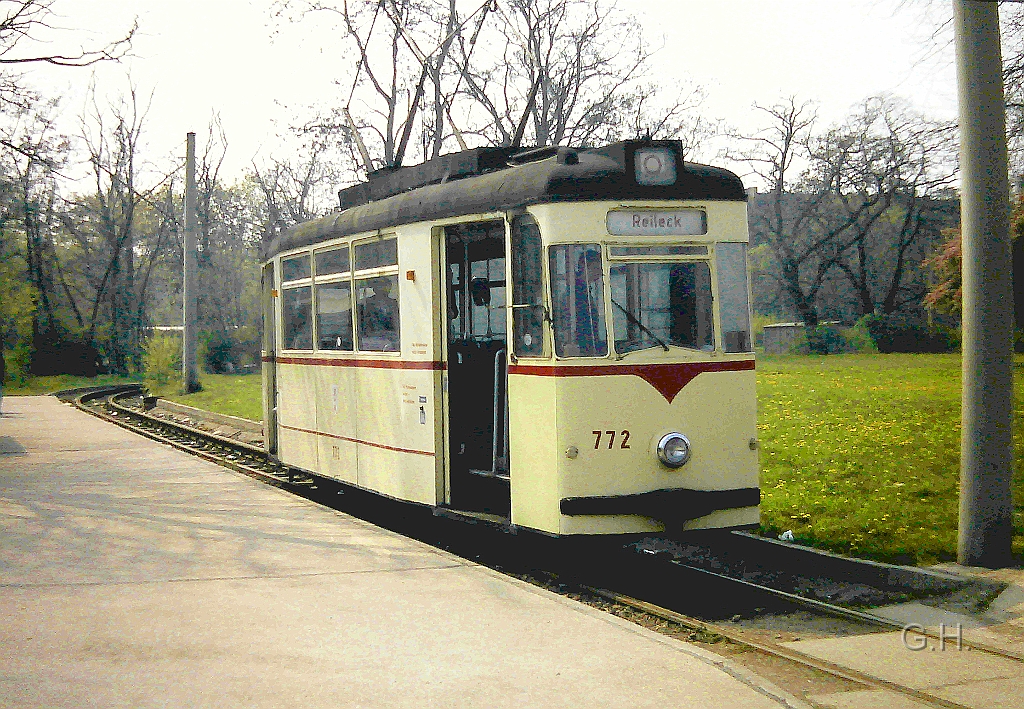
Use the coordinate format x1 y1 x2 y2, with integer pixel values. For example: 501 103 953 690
606 209 706 236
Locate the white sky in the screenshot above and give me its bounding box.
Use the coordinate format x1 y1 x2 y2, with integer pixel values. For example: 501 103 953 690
21 0 957 189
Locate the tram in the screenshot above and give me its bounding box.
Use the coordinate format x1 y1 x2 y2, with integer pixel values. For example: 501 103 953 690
260 140 759 536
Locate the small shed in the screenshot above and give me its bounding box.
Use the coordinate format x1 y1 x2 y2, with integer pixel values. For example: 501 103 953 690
762 322 805 354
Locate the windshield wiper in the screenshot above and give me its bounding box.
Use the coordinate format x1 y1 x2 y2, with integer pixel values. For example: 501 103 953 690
609 298 670 352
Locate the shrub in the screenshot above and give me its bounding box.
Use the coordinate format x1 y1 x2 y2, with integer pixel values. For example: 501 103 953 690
752 312 776 348
201 330 232 374
861 313 959 354
785 322 875 355
201 327 261 374
785 321 880 355
814 324 848 354
841 318 878 354
4 343 32 386
143 333 181 386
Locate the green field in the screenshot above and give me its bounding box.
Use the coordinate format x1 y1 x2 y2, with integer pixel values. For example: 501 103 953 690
6 373 264 422
157 375 264 421
9 355 1024 564
4 373 140 396
758 354 1024 564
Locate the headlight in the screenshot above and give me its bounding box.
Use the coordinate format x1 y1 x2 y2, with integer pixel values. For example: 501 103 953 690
634 147 677 186
657 432 691 468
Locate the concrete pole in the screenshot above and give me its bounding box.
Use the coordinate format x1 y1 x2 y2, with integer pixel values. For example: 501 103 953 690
954 1 1013 568
182 132 201 393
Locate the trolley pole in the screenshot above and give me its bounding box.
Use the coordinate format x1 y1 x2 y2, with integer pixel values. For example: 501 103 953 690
954 0 1014 567
182 132 201 393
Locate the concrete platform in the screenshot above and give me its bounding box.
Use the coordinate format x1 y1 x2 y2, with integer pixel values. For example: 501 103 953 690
785 630 1024 707
0 397 802 709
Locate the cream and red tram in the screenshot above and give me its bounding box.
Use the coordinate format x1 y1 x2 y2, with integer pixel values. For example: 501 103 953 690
260 140 759 536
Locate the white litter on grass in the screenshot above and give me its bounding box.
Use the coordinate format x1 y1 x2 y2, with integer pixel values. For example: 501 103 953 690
779 530 795 542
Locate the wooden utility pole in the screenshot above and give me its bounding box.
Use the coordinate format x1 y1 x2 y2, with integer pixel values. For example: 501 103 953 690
182 132 201 393
954 0 1013 567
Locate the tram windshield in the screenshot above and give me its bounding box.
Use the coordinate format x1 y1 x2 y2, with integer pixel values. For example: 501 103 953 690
609 262 715 354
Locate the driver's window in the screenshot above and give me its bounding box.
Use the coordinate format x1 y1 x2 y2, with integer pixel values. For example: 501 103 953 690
549 244 607 358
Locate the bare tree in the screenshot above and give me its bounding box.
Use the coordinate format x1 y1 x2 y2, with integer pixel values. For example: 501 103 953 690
0 0 136 378
739 95 960 348
455 0 707 149
4 97 67 334
0 94 69 376
273 0 715 183
732 98 834 340
252 135 341 244
274 0 434 170
57 85 172 374
820 96 958 318
0 0 135 130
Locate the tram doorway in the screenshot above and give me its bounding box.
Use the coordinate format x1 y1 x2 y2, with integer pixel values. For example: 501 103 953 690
261 263 278 455
442 220 511 516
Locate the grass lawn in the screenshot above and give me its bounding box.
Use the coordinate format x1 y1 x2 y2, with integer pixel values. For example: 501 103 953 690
156 374 263 422
5 372 262 422
5 373 139 395
8 355 1023 565
758 353 1024 564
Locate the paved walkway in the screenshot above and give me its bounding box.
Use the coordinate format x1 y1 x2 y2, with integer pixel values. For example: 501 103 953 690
785 542 1024 708
0 396 802 709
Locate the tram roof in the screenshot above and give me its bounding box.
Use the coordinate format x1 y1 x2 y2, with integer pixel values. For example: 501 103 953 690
262 140 746 261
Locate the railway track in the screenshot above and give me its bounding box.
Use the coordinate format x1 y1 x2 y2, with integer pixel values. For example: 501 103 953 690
63 384 319 494
62 384 1022 709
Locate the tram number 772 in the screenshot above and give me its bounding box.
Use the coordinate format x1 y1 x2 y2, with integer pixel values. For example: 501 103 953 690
593 430 631 450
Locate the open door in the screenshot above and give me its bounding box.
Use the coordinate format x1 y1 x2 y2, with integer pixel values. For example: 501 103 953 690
261 263 278 455
442 220 510 516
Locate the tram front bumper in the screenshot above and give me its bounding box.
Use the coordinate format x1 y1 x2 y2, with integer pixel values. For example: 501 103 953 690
559 487 760 523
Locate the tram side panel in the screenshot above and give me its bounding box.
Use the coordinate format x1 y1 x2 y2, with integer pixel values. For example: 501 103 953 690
507 373 561 533
277 361 320 472
313 364 358 484
261 263 278 455
352 367 437 504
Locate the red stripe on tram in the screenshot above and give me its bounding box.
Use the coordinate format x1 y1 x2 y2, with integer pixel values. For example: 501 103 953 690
508 359 755 403
279 424 435 457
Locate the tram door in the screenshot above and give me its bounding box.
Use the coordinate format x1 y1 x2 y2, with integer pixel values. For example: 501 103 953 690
261 263 278 455
443 220 511 516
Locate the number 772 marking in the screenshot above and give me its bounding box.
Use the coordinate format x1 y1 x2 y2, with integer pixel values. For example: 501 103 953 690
592 430 631 450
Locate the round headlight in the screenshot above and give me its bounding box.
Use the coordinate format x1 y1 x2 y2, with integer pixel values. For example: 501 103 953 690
657 433 691 468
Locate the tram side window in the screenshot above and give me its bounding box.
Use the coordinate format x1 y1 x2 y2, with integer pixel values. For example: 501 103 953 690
354 239 398 270
316 282 354 350
716 242 753 353
511 215 544 356
283 286 313 350
549 244 607 358
282 254 310 282
470 256 506 338
356 275 400 352
315 247 350 276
